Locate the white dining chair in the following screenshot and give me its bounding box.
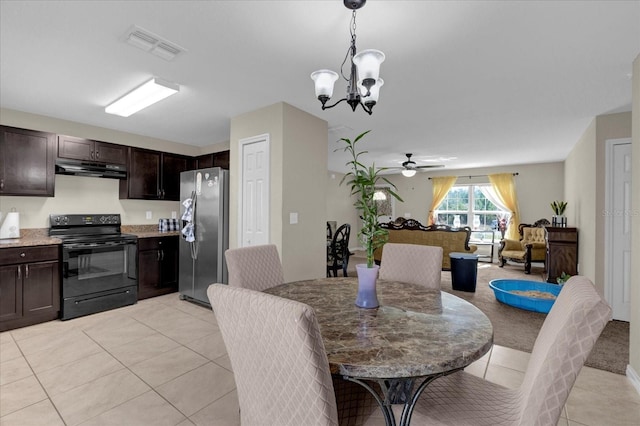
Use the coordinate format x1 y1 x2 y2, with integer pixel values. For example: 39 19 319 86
224 244 284 291
207 284 339 426
412 276 611 426
378 243 443 289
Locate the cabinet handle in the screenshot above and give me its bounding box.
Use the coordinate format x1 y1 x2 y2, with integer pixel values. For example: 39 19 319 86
0 179 4 190
96 150 100 159
25 264 29 278
160 250 165 261
20 252 26 257
91 151 94 160
157 250 161 261
17 265 21 280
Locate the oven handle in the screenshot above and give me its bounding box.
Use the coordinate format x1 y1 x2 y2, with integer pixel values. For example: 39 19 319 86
63 240 135 250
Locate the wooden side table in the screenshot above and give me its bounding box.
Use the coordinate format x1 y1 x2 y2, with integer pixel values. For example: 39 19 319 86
544 227 578 283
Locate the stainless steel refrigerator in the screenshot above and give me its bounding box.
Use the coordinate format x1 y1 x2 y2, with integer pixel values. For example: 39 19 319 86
178 167 229 305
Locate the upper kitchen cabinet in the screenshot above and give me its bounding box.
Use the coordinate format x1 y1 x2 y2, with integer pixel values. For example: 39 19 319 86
119 147 192 200
195 150 230 170
0 126 56 197
57 135 126 164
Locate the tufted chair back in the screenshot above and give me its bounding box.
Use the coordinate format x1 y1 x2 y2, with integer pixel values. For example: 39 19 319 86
520 227 546 262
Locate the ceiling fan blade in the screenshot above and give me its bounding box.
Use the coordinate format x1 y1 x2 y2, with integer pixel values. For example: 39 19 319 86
415 165 445 169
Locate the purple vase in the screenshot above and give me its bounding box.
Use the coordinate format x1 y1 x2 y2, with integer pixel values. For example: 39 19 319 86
355 264 380 309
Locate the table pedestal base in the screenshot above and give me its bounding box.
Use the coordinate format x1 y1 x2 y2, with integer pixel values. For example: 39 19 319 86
343 368 462 426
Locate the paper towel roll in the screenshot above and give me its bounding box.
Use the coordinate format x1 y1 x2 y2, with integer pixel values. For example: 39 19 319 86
0 211 20 239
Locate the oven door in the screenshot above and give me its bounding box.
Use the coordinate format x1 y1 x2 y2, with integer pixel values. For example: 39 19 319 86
62 241 137 298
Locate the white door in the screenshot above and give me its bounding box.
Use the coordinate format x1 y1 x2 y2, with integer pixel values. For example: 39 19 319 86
240 135 269 247
606 139 632 321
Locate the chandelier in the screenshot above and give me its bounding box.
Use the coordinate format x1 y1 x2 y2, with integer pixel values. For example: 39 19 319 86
311 0 385 115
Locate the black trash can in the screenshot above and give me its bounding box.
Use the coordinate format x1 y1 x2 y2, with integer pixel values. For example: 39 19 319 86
449 252 479 292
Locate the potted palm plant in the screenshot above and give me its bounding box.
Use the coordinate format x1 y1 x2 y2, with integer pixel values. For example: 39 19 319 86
339 130 402 308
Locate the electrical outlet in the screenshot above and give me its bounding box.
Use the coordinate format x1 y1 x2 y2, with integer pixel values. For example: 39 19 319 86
289 212 298 224
146 211 152 220
171 211 177 219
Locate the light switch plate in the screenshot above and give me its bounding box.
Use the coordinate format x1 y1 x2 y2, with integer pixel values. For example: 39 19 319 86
289 212 298 224
146 211 152 220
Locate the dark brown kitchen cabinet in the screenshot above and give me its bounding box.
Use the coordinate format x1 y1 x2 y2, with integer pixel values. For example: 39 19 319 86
544 227 579 283
0 126 56 196
120 148 192 200
137 236 178 300
57 135 126 164
0 245 61 332
195 150 230 170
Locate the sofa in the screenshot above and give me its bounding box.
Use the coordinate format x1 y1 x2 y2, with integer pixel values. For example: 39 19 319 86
373 218 477 270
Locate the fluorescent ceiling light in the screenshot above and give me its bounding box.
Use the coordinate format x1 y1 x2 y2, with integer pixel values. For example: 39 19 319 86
105 78 179 117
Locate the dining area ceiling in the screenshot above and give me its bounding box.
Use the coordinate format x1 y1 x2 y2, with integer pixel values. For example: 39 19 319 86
1 1 638 173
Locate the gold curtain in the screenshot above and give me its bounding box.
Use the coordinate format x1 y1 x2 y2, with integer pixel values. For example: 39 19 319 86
428 176 457 225
488 173 520 240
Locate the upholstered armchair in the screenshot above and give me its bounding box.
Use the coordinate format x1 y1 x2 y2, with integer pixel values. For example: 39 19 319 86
498 219 549 274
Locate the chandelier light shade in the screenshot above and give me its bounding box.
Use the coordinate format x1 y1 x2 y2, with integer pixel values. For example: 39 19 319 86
402 169 417 177
105 77 179 117
310 0 384 115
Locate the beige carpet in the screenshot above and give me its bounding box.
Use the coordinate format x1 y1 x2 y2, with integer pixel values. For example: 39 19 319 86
346 254 629 375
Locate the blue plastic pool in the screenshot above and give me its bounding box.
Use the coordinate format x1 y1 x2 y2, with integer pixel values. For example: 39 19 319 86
489 279 562 314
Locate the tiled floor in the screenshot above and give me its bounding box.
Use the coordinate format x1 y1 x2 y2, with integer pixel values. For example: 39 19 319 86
1 293 639 426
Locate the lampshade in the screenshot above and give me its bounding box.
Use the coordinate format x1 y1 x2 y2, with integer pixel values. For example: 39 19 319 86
310 70 339 99
353 49 385 83
361 78 383 104
402 169 417 177
373 190 387 201
105 77 179 117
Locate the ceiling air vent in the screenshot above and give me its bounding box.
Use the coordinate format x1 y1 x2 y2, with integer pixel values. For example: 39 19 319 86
123 25 187 61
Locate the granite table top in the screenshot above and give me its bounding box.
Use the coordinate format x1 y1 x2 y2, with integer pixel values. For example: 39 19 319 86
265 277 494 379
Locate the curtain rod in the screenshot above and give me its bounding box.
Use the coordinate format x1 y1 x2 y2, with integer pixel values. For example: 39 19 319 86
428 172 518 180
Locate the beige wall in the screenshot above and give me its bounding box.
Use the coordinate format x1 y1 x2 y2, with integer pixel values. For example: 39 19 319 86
229 102 327 282
565 112 632 294
326 171 359 247
0 108 227 228
630 54 639 383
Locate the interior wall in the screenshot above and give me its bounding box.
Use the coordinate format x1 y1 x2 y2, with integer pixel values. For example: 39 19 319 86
595 112 633 292
0 108 229 228
384 162 565 225
229 102 327 282
629 54 639 384
326 171 359 248
565 119 597 285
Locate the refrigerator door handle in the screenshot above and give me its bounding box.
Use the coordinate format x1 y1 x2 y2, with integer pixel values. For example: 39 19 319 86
190 190 199 260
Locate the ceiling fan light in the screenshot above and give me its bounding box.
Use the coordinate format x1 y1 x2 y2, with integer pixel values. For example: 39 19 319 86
311 70 339 99
402 169 417 177
353 49 385 83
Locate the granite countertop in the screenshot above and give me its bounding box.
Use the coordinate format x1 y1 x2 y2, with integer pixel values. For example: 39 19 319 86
0 226 180 249
0 229 61 248
121 225 180 239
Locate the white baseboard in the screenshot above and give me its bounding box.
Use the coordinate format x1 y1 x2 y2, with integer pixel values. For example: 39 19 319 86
627 364 640 395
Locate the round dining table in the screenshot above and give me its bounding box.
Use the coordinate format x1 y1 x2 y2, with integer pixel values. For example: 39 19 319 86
264 277 494 426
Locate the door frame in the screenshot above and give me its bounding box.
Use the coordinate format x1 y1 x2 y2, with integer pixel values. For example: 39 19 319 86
604 137 632 319
237 134 270 247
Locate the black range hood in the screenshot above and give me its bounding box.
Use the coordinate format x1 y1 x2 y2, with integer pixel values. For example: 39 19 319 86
55 158 127 179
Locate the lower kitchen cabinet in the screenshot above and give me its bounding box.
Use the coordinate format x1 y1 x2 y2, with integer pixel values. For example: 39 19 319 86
137 235 179 300
0 245 61 332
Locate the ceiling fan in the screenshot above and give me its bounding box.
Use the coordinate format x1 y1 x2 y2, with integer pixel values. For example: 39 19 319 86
387 153 445 177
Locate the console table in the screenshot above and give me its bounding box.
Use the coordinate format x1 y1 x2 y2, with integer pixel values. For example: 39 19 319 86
544 227 578 283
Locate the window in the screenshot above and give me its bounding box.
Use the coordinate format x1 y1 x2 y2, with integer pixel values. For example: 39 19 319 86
434 185 508 232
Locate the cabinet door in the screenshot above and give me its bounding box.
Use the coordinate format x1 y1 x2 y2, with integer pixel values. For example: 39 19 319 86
195 154 214 169
213 151 230 169
58 135 94 161
94 141 127 164
162 153 192 200
0 264 22 322
160 241 179 290
0 126 55 196
125 148 162 199
23 260 60 317
138 249 161 300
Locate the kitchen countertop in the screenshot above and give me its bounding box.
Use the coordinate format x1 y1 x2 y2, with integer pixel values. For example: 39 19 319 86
0 226 180 248
0 229 61 248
